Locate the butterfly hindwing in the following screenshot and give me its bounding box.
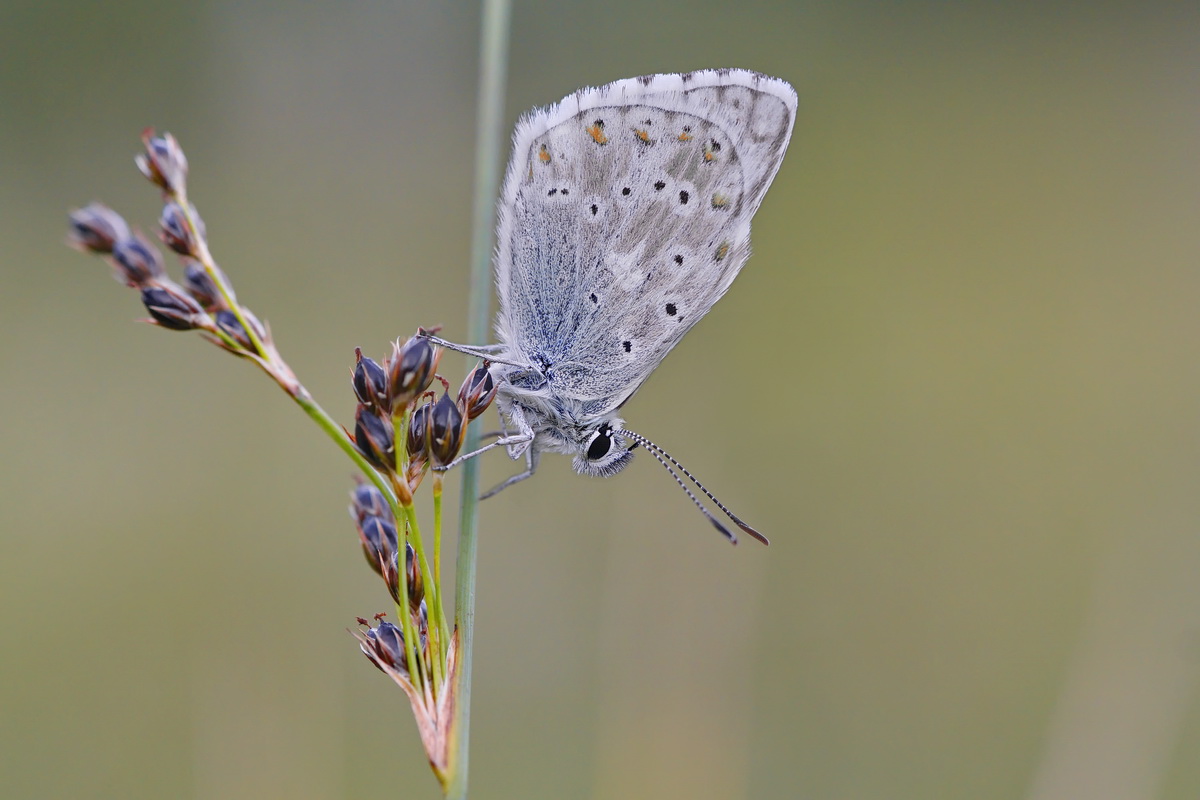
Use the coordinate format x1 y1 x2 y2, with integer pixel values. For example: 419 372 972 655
494 70 796 415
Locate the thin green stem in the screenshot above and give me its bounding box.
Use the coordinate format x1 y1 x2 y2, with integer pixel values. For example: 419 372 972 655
394 404 412 476
433 476 443 588
208 324 245 353
431 474 445 678
404 504 449 643
390 405 445 685
290 389 397 508
175 188 269 358
383 490 423 695
402 503 447 686
447 0 510 797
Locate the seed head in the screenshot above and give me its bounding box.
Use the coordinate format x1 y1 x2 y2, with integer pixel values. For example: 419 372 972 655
159 201 205 256
402 399 431 487
387 336 441 411
140 285 207 330
359 620 408 676
182 260 227 311
349 480 389 523
416 599 429 652
355 512 400 603
407 399 431 460
352 348 389 411
428 392 465 468
214 309 265 351
404 543 423 611
112 233 166 287
67 203 130 255
457 362 497 421
354 405 396 473
357 513 398 575
136 129 188 194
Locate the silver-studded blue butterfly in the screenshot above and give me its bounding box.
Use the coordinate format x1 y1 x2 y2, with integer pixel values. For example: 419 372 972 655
425 69 797 544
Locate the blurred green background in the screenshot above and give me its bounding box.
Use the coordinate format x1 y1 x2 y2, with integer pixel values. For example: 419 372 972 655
3 2 1200 798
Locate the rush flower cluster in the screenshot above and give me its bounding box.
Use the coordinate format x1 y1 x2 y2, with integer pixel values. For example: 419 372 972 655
346 333 496 781
68 129 494 790
68 130 292 393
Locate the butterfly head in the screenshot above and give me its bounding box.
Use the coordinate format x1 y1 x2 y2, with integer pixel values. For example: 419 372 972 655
571 421 636 477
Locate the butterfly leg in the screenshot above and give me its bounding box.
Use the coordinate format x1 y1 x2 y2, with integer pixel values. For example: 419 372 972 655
430 430 533 472
480 448 539 500
498 404 533 460
414 331 529 368
479 406 540 497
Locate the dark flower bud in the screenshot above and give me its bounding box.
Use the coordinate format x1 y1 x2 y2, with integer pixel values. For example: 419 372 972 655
182 260 227 311
214 309 265 350
354 405 396 472
428 391 465 468
349 480 390 523
352 348 389 410
405 400 431 489
405 543 423 611
159 201 204 256
361 620 408 675
67 203 130 255
407 399 431 460
357 513 398 577
386 336 441 411
140 285 207 330
416 599 429 651
136 129 188 194
112 233 166 287
356 513 400 602
374 622 407 671
458 362 497 421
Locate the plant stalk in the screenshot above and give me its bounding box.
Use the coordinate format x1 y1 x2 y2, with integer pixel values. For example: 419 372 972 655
446 0 510 796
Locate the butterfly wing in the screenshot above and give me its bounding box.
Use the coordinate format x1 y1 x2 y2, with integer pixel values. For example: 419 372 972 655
494 69 797 416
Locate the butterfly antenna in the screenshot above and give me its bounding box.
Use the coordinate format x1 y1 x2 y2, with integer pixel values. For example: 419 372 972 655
616 430 769 546
626 436 739 545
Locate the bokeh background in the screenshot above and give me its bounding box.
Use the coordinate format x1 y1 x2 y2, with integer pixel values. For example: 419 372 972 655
3 2 1199 798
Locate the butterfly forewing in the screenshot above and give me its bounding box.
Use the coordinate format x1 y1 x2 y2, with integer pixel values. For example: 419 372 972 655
495 70 796 416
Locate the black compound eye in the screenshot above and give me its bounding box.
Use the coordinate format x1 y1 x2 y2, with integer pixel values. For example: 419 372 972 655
586 426 612 460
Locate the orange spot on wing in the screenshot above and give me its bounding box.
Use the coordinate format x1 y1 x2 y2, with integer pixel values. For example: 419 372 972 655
634 129 652 144
585 123 608 145
711 193 729 208
715 241 730 261
538 144 551 163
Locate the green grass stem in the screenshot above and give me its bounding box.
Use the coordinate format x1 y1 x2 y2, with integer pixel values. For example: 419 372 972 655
446 0 511 796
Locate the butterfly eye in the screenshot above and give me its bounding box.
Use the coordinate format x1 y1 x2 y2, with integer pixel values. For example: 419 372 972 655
586 425 612 460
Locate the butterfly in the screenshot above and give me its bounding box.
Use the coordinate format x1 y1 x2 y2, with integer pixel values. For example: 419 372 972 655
424 69 797 544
